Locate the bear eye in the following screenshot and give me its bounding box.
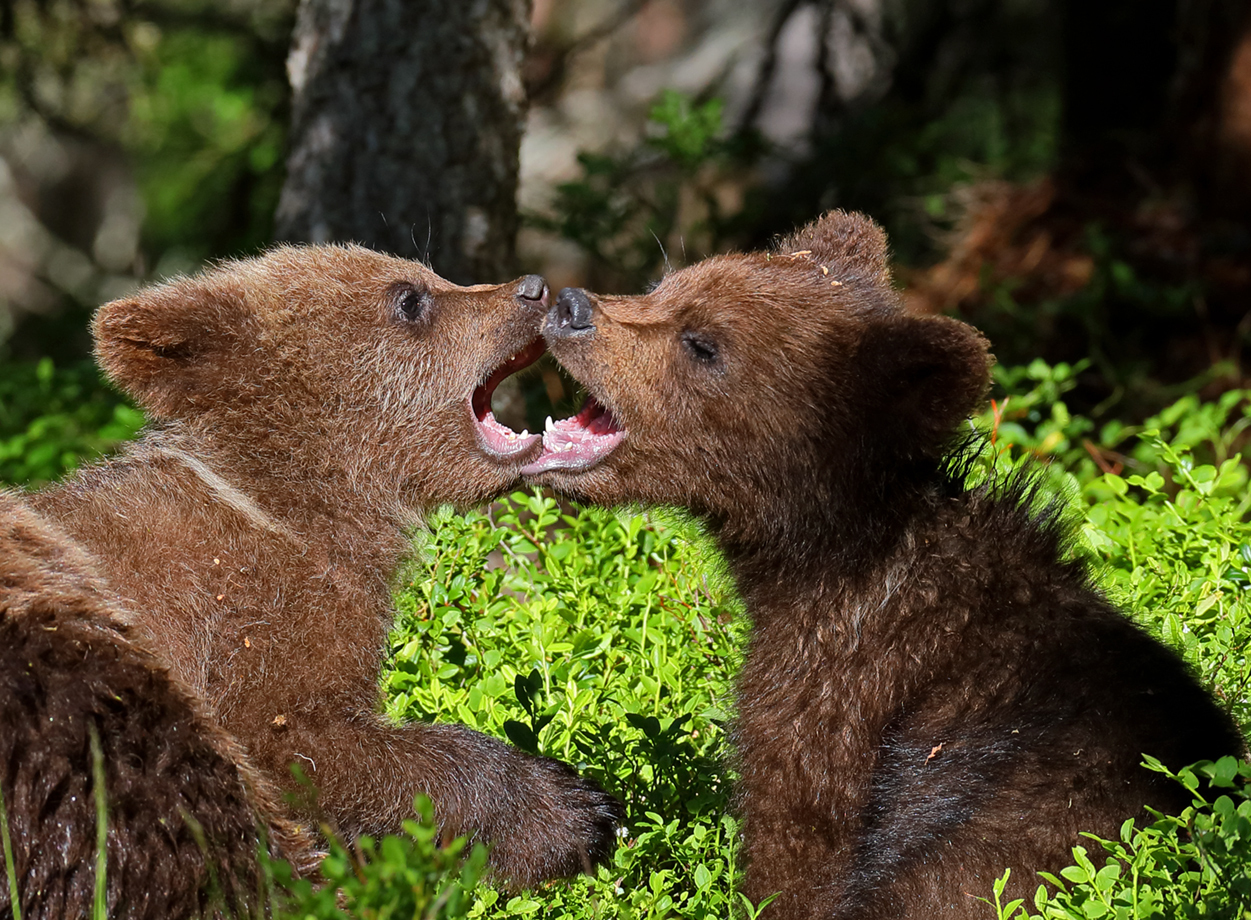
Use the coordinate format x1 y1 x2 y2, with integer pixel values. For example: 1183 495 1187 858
392 283 434 324
681 330 720 366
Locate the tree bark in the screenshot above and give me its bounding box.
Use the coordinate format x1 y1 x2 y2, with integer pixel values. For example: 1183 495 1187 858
274 0 531 283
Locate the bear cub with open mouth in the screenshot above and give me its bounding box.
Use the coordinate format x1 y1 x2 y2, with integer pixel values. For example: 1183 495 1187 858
4 246 619 918
522 211 1242 919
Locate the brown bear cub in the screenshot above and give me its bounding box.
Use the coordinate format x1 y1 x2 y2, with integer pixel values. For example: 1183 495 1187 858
1 492 314 920
522 211 1243 919
12 246 618 901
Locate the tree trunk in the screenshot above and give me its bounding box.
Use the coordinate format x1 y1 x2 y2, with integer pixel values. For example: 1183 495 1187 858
274 0 531 283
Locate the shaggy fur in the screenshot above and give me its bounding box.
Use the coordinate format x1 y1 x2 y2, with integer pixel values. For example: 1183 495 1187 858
0 491 313 919
15 245 619 900
524 211 1243 919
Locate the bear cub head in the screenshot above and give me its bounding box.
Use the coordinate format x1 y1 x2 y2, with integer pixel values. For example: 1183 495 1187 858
523 211 992 556
94 245 552 511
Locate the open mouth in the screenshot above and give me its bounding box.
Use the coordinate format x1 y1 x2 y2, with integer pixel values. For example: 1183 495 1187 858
519 394 626 475
471 339 547 461
472 342 627 472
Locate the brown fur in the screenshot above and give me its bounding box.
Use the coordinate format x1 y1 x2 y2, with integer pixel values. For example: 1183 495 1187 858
20 245 619 894
0 490 314 919
525 212 1243 918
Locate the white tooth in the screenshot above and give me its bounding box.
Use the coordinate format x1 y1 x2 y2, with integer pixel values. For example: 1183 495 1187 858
545 415 555 432
519 429 530 438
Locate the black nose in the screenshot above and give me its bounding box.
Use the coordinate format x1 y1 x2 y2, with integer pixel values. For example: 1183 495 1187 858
516 274 549 305
551 287 595 334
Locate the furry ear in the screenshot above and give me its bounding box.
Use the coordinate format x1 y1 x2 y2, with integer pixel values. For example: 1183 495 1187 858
93 274 257 420
857 313 993 456
776 210 892 286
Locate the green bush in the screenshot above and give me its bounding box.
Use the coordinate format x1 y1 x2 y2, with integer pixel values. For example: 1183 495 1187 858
0 358 142 487
375 495 758 918
970 377 1251 920
277 797 488 920
982 369 1251 730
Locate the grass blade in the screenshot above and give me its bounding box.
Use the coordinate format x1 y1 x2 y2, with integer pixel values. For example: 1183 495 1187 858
0 774 20 920
88 722 107 920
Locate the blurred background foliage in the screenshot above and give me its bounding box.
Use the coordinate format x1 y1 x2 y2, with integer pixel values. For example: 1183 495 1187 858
1 0 1249 478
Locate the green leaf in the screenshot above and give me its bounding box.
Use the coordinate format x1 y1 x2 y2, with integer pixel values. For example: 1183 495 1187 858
693 863 712 889
1061 865 1091 884
503 720 538 754
1210 756 1240 788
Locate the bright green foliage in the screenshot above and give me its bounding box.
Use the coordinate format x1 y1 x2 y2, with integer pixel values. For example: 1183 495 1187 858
379 495 757 918
1085 428 1251 731
0 358 142 486
277 797 488 920
979 371 1251 729
973 375 1251 920
123 24 289 265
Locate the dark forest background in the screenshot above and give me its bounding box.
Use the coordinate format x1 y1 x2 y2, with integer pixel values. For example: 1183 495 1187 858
2 0 1250 483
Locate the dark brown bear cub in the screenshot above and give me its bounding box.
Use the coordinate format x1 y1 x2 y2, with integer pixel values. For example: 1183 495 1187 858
19 246 618 897
522 211 1243 919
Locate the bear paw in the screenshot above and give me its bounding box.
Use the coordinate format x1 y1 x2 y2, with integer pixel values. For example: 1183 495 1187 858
485 753 623 889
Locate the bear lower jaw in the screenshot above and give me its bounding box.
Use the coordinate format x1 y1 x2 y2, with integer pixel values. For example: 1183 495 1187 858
471 338 547 461
472 402 544 460
519 396 625 475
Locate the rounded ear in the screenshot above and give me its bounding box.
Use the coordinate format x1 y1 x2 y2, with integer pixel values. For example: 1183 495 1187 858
776 210 892 287
857 313 993 455
93 274 257 420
